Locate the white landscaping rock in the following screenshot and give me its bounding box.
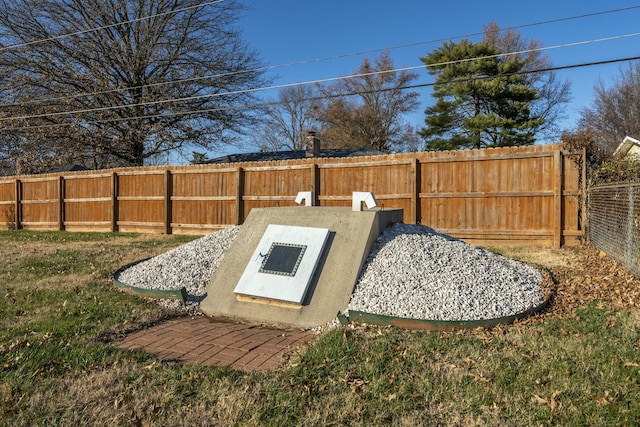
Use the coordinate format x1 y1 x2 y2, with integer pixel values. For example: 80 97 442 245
114 223 545 322
114 226 240 307
348 223 544 321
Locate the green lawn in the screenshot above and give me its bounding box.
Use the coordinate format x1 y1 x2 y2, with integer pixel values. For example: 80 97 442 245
0 230 638 426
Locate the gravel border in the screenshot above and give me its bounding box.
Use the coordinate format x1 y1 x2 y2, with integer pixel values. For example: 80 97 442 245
114 223 545 323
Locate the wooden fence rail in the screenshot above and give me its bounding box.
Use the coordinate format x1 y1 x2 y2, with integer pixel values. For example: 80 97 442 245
0 144 584 247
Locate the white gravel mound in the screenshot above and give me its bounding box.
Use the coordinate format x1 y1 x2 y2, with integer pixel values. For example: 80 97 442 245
114 223 545 322
347 223 545 321
114 226 240 307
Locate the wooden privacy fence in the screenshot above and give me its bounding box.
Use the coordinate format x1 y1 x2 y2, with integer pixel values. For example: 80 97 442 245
0 144 584 247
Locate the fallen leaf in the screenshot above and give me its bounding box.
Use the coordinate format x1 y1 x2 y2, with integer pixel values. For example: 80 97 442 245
592 390 610 404
472 372 492 383
532 394 548 405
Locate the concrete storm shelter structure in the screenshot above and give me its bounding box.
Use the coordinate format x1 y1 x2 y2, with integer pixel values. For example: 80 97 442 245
200 193 403 328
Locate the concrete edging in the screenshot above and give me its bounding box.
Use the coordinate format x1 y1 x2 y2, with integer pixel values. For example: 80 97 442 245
113 258 187 304
345 294 550 331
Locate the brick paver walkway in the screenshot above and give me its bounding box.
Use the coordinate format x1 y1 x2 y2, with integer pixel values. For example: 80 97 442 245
116 316 316 371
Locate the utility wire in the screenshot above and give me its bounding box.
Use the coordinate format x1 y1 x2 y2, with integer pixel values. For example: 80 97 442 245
0 0 229 53
1 31 638 123
3 54 638 133
3 4 639 108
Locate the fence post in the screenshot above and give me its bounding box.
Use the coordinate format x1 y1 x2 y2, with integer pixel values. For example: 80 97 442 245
58 176 65 231
310 162 320 206
111 172 119 232
553 147 563 248
411 158 421 224
164 170 172 234
626 182 634 267
235 167 244 225
14 178 21 230
581 147 587 235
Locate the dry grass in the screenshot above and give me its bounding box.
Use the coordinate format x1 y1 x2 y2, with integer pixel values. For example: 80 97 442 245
488 245 576 269
491 243 640 319
1 231 639 426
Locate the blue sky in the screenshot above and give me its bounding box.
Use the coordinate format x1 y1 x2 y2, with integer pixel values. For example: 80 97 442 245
234 1 640 148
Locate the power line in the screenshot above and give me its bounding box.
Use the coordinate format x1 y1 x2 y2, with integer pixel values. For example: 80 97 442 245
1 31 639 123
0 0 229 53
3 54 638 133
405 55 640 90
3 4 639 108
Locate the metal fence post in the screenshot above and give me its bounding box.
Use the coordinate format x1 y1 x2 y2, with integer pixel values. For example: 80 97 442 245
627 182 634 267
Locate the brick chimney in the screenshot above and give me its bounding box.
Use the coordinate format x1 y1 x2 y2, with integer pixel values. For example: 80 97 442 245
305 131 321 158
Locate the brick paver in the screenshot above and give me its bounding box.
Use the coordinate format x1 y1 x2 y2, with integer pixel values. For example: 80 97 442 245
115 316 316 371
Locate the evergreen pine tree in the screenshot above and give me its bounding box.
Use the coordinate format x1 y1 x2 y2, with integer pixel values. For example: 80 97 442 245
419 40 544 150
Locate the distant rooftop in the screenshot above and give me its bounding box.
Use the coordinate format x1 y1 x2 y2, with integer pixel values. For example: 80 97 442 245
613 136 640 159
202 147 385 164
47 164 89 173
201 131 387 164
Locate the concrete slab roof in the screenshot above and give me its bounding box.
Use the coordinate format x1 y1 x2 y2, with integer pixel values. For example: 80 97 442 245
200 206 403 328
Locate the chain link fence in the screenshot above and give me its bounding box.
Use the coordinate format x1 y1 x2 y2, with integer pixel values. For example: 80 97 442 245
587 181 640 276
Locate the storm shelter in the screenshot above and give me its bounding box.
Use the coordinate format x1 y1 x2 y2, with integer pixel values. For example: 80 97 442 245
200 206 403 328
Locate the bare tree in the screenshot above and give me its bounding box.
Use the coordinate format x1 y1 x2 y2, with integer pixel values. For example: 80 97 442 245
483 22 571 142
315 51 419 153
0 133 18 175
253 85 319 152
560 128 606 170
0 0 267 170
578 61 640 155
394 125 423 152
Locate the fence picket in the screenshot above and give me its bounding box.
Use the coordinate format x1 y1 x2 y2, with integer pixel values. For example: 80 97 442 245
0 144 584 246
